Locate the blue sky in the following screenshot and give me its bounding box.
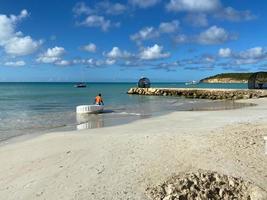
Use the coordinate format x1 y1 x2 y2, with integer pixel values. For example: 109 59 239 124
0 0 266 82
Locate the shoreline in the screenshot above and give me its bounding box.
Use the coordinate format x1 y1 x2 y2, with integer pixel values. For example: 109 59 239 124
0 98 256 145
0 98 266 199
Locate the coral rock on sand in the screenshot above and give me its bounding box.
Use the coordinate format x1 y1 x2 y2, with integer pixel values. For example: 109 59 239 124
146 170 267 200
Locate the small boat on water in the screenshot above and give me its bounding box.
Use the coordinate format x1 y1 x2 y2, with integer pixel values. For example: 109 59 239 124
76 105 104 114
74 83 87 88
185 80 199 85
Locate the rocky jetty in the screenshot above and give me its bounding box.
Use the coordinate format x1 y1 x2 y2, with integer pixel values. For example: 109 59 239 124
127 88 267 100
146 170 267 200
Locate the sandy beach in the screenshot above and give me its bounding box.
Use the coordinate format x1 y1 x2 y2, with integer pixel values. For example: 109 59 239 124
0 98 267 200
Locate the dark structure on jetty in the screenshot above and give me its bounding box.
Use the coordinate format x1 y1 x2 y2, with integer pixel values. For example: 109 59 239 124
248 72 267 89
138 77 151 88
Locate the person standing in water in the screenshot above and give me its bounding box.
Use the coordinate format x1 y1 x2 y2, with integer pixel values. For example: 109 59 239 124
94 93 104 105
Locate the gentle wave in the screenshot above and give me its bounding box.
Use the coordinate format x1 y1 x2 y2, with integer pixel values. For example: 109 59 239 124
112 112 142 116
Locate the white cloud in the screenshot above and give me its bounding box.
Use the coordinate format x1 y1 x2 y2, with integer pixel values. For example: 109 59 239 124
55 60 72 66
105 58 116 65
85 58 98 66
129 0 161 8
216 47 267 67
185 13 208 27
73 2 124 31
159 20 179 33
73 58 114 67
218 48 232 58
0 16 14 45
197 26 234 44
174 26 235 45
15 9 29 19
152 61 180 71
231 47 267 65
73 2 93 15
81 15 112 31
166 0 221 12
0 9 41 56
73 1 127 16
37 46 65 64
82 43 97 52
99 2 127 15
45 47 65 57
165 0 256 23
204 55 215 62
216 7 256 22
106 47 132 59
238 47 265 59
174 34 188 43
73 45 171 68
130 27 159 43
131 21 179 43
73 58 94 65
4 60 26 67
4 36 41 56
234 59 259 65
139 44 170 60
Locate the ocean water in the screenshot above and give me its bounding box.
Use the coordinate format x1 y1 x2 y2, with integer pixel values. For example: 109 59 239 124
0 82 249 141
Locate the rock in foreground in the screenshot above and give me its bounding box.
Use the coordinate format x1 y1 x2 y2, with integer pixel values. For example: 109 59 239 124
146 170 267 200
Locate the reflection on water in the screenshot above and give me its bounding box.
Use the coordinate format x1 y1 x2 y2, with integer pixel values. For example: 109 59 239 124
75 109 152 130
76 113 104 130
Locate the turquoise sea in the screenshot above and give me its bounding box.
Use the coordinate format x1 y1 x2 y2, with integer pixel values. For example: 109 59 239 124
0 82 248 141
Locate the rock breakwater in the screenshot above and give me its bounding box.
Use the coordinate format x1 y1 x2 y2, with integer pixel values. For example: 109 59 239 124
127 88 267 100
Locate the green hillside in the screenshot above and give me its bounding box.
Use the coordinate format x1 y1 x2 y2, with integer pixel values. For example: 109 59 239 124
200 73 254 83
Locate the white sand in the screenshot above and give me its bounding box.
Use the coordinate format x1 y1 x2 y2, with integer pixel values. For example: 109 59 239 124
0 98 267 200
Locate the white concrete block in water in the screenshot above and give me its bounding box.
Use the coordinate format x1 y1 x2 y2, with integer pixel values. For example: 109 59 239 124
76 105 104 114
